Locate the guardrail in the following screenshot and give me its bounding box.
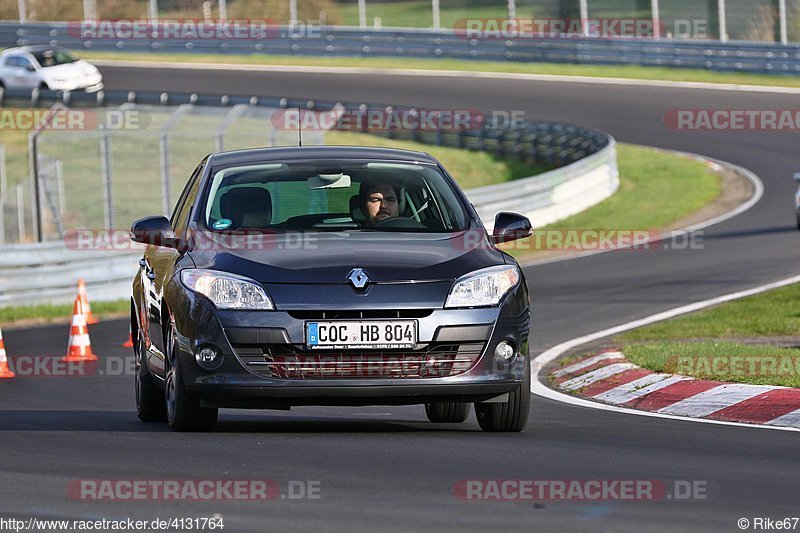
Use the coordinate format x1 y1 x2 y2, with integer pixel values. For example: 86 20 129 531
3 22 800 75
0 241 139 306
0 86 616 306
469 140 617 231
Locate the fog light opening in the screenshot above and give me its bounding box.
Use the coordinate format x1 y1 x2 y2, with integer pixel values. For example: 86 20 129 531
195 345 223 370
494 341 515 363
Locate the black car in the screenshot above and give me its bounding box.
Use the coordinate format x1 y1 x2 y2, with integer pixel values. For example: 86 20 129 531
130 146 532 432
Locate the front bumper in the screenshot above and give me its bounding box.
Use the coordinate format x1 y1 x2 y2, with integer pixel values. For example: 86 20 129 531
49 76 103 93
167 280 530 408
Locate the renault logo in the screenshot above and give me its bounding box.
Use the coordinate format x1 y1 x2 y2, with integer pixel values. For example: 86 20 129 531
347 268 370 289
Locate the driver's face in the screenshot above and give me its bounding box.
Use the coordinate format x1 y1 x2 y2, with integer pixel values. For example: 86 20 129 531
364 185 399 225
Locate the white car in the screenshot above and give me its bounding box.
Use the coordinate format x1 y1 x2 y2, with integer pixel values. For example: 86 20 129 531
0 46 103 92
795 173 800 229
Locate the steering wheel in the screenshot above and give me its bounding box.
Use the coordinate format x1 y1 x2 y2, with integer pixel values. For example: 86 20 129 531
372 217 427 230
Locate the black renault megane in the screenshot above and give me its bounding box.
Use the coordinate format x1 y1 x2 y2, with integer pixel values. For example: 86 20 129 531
130 146 532 432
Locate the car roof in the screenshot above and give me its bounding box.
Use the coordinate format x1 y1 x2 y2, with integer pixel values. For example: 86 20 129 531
1 45 66 55
208 145 438 166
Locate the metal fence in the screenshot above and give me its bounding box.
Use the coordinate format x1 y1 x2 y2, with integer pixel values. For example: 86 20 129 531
5 21 800 75
6 0 800 44
5 97 325 243
0 85 610 243
0 85 615 305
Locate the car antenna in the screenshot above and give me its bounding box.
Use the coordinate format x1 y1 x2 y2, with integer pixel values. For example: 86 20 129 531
298 107 302 146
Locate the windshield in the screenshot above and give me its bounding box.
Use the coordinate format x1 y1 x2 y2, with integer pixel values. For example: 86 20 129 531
201 160 469 233
32 49 77 67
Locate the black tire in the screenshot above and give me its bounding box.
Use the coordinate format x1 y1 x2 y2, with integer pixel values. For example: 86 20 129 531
475 360 531 432
164 317 217 432
425 402 470 423
796 211 800 230
134 327 167 422
38 82 49 91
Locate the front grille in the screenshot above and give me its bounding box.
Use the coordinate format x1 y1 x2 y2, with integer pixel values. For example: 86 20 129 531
287 309 434 320
235 343 484 380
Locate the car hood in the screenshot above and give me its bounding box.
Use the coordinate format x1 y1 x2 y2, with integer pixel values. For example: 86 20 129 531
40 60 97 80
188 230 506 284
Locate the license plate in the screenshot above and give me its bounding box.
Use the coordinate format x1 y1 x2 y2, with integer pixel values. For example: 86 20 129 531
306 321 417 349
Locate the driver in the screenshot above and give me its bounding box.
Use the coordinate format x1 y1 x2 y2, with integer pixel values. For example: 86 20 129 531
361 183 399 226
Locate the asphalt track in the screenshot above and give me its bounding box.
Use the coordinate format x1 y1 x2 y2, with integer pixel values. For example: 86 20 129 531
1 64 799 532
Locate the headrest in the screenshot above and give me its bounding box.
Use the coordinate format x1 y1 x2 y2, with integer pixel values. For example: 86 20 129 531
349 194 367 225
219 187 272 229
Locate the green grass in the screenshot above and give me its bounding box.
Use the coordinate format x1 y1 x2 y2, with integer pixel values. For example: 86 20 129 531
616 281 800 387
337 0 506 29
624 341 800 388
504 144 721 258
80 50 800 89
324 130 551 189
0 298 129 325
620 282 800 342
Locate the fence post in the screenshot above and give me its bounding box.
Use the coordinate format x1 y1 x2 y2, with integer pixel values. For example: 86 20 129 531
358 0 367 29
579 0 589 36
158 105 191 217
0 142 5 244
160 135 171 217
55 159 66 215
28 131 42 242
779 0 788 45
100 135 114 229
651 0 660 39
16 183 24 242
717 0 727 42
432 0 441 30
0 145 6 201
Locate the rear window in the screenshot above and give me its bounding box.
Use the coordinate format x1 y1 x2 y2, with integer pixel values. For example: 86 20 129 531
200 160 468 233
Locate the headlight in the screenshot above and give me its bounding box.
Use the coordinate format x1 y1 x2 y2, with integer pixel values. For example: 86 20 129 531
445 265 520 308
180 269 274 310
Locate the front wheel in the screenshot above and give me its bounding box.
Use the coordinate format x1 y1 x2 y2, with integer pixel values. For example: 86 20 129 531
425 402 470 423
475 361 531 432
164 317 217 432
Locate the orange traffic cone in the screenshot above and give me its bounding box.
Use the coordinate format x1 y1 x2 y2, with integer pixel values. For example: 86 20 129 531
62 296 98 362
0 327 15 378
77 279 98 325
122 325 133 348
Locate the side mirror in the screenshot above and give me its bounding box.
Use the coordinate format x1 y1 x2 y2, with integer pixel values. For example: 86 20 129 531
794 172 800 183
130 216 179 249
25 64 35 72
491 212 532 244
